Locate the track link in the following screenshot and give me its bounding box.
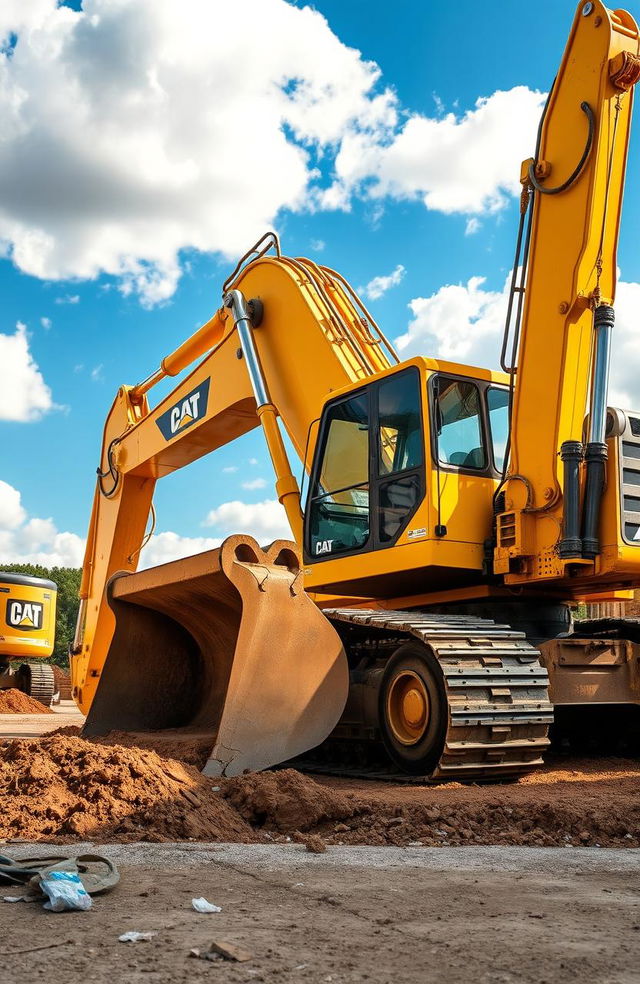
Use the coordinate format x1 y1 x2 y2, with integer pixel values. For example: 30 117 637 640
326 609 553 782
20 661 56 707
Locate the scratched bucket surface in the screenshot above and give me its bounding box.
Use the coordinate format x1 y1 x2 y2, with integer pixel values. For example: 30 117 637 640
83 536 349 776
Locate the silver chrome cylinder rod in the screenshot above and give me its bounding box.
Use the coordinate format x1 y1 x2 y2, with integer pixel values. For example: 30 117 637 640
224 289 269 408
223 288 303 542
582 303 615 558
587 304 614 444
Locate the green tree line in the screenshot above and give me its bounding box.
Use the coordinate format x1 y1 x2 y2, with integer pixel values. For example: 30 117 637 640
1 564 80 668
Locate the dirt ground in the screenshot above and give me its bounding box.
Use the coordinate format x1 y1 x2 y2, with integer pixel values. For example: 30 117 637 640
1 706 639 848
2 843 639 984
1 708 639 983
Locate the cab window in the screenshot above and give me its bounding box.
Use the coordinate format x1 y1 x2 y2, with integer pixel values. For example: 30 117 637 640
377 372 423 542
307 368 425 560
308 393 370 557
434 377 486 470
487 386 509 470
378 373 423 476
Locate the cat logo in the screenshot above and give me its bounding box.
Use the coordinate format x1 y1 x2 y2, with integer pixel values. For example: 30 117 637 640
315 539 334 555
156 378 211 441
6 599 44 632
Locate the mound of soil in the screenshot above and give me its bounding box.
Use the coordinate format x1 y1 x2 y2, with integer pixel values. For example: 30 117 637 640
48 725 212 769
0 689 54 714
223 768 358 831
1 730 638 848
0 735 254 843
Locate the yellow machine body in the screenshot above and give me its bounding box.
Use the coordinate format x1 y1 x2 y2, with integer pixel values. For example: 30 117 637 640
0 572 57 661
72 2 640 779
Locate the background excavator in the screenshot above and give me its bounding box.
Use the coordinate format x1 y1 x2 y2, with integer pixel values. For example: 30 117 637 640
0 572 57 705
71 0 640 780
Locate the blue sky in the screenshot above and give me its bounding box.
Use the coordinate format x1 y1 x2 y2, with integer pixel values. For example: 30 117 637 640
1 0 640 567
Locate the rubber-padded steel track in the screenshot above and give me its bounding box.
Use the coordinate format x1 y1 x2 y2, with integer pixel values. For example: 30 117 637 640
21 661 55 707
326 609 553 781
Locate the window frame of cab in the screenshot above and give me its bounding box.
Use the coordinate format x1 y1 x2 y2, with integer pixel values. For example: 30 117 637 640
428 372 508 479
304 366 426 564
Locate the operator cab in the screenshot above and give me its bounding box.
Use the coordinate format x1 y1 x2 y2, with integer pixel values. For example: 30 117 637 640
303 360 510 597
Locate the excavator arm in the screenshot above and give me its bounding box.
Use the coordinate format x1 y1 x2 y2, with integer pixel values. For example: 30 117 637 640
495 1 640 584
72 241 397 773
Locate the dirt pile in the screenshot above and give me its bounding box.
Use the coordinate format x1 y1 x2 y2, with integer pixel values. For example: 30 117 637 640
0 735 255 842
1 730 638 848
308 797 639 848
0 689 54 714
307 758 640 848
223 768 358 831
0 736 361 844
49 725 212 769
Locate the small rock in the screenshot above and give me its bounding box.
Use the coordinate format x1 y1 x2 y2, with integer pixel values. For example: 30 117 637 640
209 941 253 963
304 835 326 854
334 823 350 833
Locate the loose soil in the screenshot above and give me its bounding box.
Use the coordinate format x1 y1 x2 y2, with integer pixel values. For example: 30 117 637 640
0 688 54 714
0 735 254 842
0 732 639 848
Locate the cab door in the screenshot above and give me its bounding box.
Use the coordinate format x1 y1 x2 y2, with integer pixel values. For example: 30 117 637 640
305 367 425 563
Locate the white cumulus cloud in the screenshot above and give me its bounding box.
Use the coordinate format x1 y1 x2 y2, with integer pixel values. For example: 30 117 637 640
0 321 54 421
0 0 394 305
0 2 548 306
606 279 640 409
241 477 267 491
398 273 640 410
326 86 546 216
0 480 85 566
0 483 292 570
140 496 292 566
360 263 405 301
139 530 221 569
204 498 291 543
398 275 506 363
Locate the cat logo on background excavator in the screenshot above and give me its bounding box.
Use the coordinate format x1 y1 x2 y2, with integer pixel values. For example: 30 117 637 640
156 379 211 441
6 599 44 632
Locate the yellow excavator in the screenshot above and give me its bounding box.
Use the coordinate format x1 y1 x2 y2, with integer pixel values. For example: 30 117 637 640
0 572 57 705
72 0 640 780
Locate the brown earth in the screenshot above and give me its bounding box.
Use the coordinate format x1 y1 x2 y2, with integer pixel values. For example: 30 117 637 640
49 724 211 768
0 735 254 843
0 731 639 848
4 844 638 984
0 688 54 714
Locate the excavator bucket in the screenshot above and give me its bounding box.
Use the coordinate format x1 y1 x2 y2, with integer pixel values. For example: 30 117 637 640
83 536 349 776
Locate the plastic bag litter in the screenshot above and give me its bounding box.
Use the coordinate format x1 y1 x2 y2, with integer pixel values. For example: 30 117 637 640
119 931 157 943
192 897 222 913
41 872 92 912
